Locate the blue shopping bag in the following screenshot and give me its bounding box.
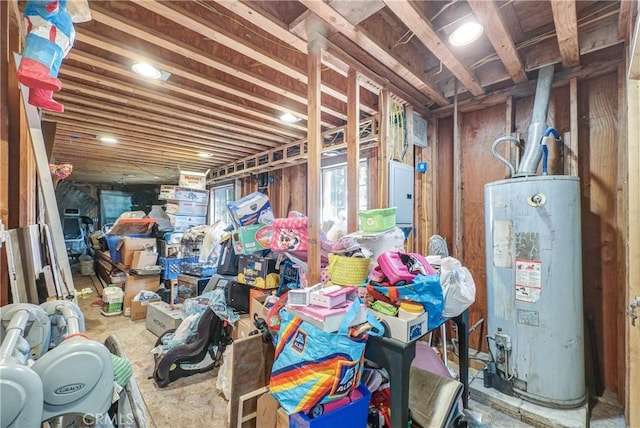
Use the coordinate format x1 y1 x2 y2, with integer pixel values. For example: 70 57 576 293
269 297 382 414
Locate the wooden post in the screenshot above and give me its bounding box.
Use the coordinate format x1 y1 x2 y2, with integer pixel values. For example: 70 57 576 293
626 72 639 427
377 89 390 208
452 82 463 260
306 35 323 285
565 77 579 176
0 0 10 305
346 68 360 233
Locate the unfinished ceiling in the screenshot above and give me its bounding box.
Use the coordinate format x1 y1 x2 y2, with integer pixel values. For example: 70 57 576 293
33 0 631 184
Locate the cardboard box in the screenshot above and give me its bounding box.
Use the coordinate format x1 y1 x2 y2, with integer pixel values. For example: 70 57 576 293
227 191 274 227
177 274 211 301
124 274 161 315
276 408 289 428
173 187 209 204
179 171 207 190
288 301 367 333
120 237 157 268
238 255 278 288
232 314 255 340
232 224 274 255
159 185 176 200
368 309 428 342
131 250 158 269
130 297 162 321
166 200 208 216
167 213 207 232
250 292 272 322
146 301 185 336
257 394 279 428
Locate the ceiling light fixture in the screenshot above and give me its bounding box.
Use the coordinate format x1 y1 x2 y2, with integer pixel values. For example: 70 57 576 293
132 62 162 79
98 136 118 144
448 21 484 47
197 153 213 158
280 113 301 123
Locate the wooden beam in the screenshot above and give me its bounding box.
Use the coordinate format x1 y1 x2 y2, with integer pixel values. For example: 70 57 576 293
300 0 449 106
467 0 527 84
131 0 359 115
53 92 284 149
60 64 300 138
617 0 634 43
88 7 348 121
74 31 343 126
630 10 640 80
551 0 580 67
306 34 323 286
0 0 9 305
346 68 360 233
383 0 485 96
56 80 290 144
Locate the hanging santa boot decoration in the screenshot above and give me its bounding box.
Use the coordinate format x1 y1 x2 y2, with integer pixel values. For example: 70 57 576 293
28 87 64 112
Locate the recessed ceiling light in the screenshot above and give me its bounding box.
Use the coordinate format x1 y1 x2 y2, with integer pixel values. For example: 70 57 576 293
123 173 136 178
98 136 118 144
448 21 484 47
197 153 213 158
132 62 162 79
280 113 301 123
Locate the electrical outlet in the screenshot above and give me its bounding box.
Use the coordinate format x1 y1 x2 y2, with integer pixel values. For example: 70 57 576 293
495 332 512 351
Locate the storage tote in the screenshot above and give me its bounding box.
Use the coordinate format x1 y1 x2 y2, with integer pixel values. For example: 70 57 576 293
358 207 396 233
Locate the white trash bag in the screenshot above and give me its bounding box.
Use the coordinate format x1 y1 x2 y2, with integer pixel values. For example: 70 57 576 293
440 257 476 318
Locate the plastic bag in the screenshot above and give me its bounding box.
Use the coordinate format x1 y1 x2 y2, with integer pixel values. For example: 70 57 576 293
216 345 233 400
440 257 476 318
369 274 445 330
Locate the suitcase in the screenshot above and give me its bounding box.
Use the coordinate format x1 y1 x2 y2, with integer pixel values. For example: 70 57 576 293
217 237 240 275
377 252 436 284
226 280 250 314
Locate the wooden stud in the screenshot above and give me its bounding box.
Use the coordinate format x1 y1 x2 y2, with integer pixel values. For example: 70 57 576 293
346 68 360 233
306 34 323 286
377 90 390 208
452 82 463 260
566 77 579 176
626 74 640 428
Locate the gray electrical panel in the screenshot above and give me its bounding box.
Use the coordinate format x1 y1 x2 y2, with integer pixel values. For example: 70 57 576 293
388 160 414 227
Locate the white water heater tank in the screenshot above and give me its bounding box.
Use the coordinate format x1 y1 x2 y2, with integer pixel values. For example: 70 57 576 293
484 175 585 408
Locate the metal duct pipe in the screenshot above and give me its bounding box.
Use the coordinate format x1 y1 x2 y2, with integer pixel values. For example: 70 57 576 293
515 65 555 177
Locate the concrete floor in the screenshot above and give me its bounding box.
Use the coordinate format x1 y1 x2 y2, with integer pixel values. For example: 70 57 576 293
73 271 626 428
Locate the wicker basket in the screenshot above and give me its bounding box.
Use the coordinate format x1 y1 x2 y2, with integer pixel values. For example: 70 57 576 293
328 253 371 286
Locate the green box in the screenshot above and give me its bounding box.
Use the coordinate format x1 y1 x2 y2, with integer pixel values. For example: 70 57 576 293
232 224 274 255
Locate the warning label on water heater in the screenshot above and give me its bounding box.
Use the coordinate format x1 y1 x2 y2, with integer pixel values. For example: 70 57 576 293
515 259 542 303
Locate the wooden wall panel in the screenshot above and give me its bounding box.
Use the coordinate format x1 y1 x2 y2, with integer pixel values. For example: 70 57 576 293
459 104 507 350
578 72 620 394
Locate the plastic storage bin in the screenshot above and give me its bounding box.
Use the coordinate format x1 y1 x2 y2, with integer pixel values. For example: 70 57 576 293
288 384 371 428
159 256 198 280
358 207 397 233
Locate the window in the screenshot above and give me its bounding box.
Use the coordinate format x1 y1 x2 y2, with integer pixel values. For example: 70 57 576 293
211 184 234 225
321 160 368 227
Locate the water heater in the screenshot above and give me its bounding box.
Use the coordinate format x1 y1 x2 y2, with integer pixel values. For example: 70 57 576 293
484 175 585 408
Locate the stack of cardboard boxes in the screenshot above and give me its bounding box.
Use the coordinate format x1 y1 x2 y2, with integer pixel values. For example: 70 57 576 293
159 185 209 231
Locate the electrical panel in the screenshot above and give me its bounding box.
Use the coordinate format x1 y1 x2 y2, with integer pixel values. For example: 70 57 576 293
412 112 428 147
388 161 414 227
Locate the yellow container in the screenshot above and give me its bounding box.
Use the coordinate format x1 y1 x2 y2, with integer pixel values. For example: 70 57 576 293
328 253 371 286
398 300 424 320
